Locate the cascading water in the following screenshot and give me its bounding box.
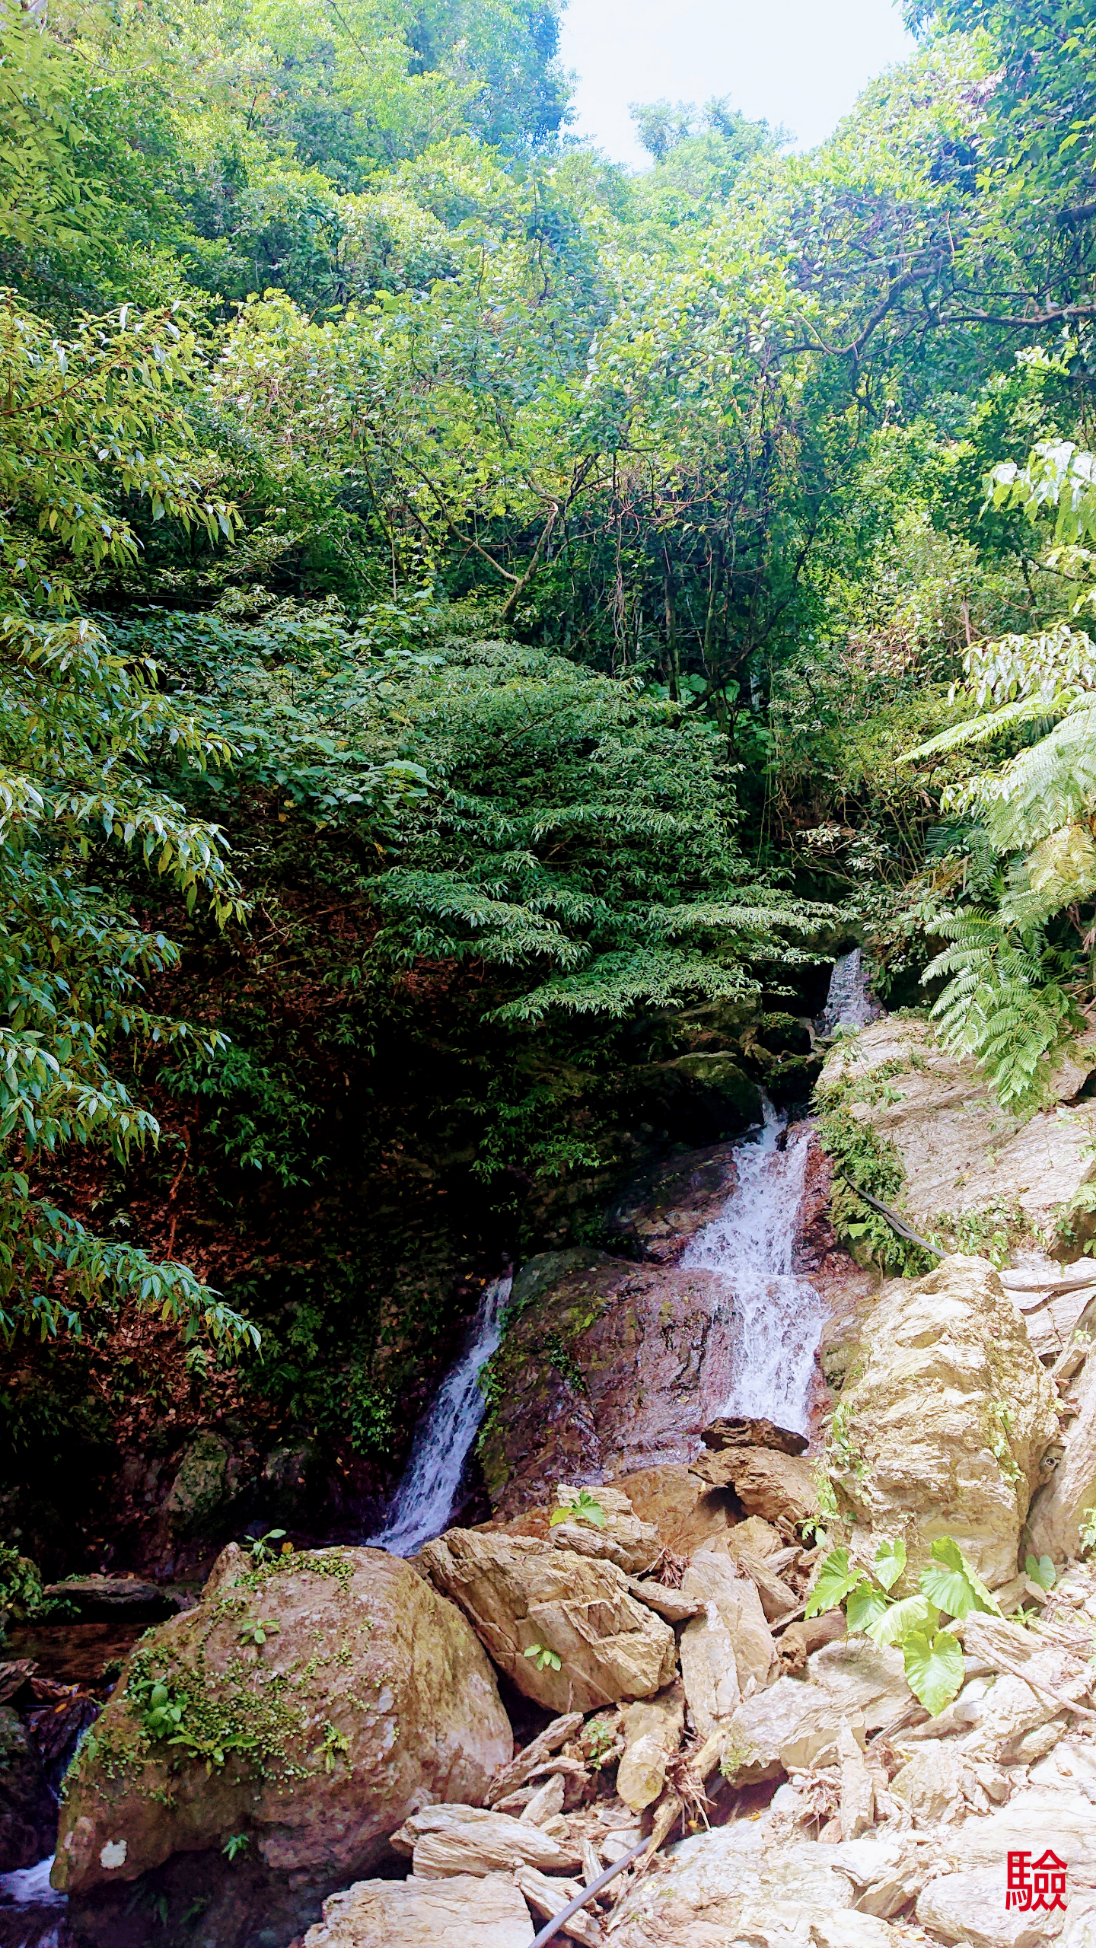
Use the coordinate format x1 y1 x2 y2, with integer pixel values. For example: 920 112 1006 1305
820 947 878 1034
682 1096 823 1433
366 1273 511 1556
678 954 877 1432
0 1854 66 1948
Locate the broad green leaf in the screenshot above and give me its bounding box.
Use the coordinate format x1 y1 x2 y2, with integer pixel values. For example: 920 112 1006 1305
805 1548 863 1618
873 1537 907 1592
866 1593 935 1647
845 1579 891 1634
902 1627 965 1717
919 1537 1001 1620
1025 1553 1057 1592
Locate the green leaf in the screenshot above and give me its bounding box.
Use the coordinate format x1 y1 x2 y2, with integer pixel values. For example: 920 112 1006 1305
805 1547 864 1618
919 1537 1001 1620
845 1579 891 1634
866 1592 935 1647
902 1627 966 1717
873 1536 907 1592
1025 1552 1057 1592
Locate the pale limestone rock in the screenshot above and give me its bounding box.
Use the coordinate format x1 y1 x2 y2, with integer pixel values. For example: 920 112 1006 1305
838 1720 874 1840
1028 1346 1096 1561
609 1823 864 1948
390 1805 580 1878
679 1604 742 1736
724 1514 786 1560
485 1712 583 1806
820 1018 1096 1248
617 1685 685 1811
806 1638 911 1732
692 1447 819 1531
917 1870 1066 1948
720 1677 864 1782
936 1788 1096 1889
302 1874 532 1948
550 1482 661 1576
826 1836 932 1917
730 1543 801 1621
519 1773 564 1825
889 1741 968 1823
679 1551 776 1693
53 1546 511 1897
420 1529 676 1714
512 1866 601 1946
626 1577 700 1623
828 1255 1059 1585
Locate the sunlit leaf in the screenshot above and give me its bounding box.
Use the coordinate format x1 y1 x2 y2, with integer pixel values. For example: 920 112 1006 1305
902 1627 965 1717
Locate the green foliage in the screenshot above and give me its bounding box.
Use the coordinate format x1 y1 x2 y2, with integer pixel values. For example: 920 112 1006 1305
0 1539 49 1624
807 1534 1000 1716
550 1486 606 1528
815 1062 935 1275
523 1641 562 1671
1025 1553 1056 1592
904 443 1096 1105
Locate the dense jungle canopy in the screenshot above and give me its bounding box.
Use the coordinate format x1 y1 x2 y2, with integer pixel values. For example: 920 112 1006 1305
2 0 1096 1544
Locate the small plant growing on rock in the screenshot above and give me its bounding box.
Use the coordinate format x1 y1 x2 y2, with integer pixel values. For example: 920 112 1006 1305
1025 1552 1056 1591
244 1529 289 1565
222 1834 249 1861
806 1534 1001 1717
523 1642 562 1672
238 1618 280 1647
1080 1507 1096 1557
550 1487 606 1529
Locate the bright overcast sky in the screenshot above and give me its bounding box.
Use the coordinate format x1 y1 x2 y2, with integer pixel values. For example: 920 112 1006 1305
558 0 916 169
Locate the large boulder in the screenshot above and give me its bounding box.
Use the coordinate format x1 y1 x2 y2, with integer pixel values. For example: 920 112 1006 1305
476 1251 741 1513
828 1255 1059 1585
819 1017 1096 1250
165 1428 231 1536
53 1543 511 1898
420 1528 677 1714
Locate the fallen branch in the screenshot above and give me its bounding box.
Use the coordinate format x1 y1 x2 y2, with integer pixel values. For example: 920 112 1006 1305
836 1176 943 1257
974 1647 1096 1725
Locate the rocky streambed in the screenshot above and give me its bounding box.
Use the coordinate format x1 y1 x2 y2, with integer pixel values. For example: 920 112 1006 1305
7 1010 1096 1948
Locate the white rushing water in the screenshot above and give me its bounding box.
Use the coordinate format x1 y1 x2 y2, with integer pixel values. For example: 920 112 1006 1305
820 947 878 1034
367 1273 511 1556
682 1095 823 1433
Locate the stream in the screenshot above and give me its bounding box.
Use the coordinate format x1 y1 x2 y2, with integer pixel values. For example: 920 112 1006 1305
367 952 872 1554
366 1273 511 1557
682 1094 822 1434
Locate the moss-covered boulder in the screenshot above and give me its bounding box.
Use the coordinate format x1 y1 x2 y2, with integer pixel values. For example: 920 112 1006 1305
53 1543 511 1898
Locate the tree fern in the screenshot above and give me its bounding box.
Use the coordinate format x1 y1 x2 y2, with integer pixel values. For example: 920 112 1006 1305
904 443 1096 1104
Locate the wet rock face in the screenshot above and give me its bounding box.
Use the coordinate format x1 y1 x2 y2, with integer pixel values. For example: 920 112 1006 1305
55 1543 511 1900
605 1142 741 1264
828 1254 1059 1585
477 1250 740 1513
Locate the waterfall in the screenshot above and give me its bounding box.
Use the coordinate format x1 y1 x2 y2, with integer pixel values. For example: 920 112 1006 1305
820 947 878 1034
682 1096 823 1433
366 1273 511 1557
